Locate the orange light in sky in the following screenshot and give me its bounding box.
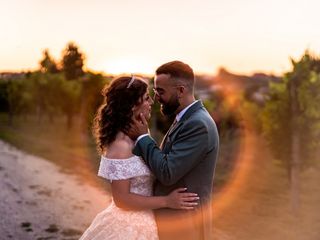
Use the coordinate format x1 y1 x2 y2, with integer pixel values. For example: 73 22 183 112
99 57 155 75
1 0 320 75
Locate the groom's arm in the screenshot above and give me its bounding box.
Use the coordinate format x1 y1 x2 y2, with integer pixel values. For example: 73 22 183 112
133 120 209 186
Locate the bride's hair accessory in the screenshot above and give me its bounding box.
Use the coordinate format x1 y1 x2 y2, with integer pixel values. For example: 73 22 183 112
127 74 135 88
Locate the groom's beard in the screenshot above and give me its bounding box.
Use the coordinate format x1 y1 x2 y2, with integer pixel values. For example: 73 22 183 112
160 94 180 116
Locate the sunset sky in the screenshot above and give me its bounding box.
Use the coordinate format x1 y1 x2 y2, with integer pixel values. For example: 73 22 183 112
1 0 320 75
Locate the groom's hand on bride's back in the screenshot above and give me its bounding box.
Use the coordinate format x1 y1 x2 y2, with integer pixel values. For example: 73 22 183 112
127 113 149 141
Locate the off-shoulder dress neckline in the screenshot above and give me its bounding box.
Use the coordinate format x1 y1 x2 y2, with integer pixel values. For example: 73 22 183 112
101 155 139 161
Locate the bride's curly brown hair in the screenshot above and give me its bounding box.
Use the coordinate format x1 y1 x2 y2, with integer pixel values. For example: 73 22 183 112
93 76 148 153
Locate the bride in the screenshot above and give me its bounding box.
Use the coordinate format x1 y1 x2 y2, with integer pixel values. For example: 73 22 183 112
80 75 199 240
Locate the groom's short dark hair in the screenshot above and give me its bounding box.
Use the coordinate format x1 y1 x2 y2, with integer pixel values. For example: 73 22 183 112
156 61 194 91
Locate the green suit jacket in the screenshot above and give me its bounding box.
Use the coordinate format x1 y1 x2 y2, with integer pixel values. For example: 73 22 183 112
133 101 219 240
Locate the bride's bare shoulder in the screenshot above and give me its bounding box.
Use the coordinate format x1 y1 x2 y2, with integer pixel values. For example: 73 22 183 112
104 138 134 159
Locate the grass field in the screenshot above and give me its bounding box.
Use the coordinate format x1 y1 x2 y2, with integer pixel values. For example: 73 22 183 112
213 128 320 240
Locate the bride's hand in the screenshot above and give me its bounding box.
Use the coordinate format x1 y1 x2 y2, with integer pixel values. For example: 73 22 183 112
166 188 199 210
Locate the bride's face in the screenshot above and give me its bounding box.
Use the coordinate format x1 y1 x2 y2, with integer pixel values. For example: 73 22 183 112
133 91 154 121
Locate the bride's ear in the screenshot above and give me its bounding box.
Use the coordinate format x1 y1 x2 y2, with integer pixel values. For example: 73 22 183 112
132 105 139 118
132 105 137 112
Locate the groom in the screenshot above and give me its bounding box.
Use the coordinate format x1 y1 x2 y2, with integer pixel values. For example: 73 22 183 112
130 61 219 240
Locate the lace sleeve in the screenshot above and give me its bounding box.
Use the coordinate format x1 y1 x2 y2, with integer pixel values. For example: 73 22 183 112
97 156 151 181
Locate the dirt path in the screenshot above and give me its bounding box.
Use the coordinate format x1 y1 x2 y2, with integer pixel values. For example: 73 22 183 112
0 140 110 240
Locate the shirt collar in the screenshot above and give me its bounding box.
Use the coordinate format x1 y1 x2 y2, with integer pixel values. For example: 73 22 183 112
175 100 199 122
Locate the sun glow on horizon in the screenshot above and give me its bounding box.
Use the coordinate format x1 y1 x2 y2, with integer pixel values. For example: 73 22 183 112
97 57 155 76
1 0 320 76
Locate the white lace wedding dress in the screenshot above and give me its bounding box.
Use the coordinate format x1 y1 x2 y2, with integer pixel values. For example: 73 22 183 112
80 155 159 240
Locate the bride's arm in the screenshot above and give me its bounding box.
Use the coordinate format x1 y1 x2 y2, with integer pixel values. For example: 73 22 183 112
111 180 199 211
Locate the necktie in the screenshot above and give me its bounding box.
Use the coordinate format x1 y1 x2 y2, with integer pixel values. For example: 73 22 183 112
161 119 178 148
168 118 178 135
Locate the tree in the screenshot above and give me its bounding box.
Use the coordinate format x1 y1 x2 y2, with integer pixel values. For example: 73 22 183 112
0 81 9 112
6 78 33 125
261 51 320 214
29 72 50 123
59 77 82 129
39 49 59 74
61 42 85 80
41 73 66 123
78 72 108 135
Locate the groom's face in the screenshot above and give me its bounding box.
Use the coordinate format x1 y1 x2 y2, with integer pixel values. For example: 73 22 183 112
154 74 180 116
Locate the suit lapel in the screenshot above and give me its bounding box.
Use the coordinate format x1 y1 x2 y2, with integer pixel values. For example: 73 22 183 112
160 120 179 149
160 101 204 150
179 100 204 122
